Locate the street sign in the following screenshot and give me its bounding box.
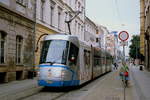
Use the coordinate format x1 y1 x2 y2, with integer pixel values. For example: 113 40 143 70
120 41 128 46
118 31 129 41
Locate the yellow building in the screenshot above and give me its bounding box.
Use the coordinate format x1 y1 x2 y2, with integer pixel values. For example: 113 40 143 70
140 0 145 56
140 34 145 55
144 0 150 70
35 23 57 66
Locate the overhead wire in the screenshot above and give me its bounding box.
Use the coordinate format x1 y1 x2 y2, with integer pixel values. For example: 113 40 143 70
114 0 123 26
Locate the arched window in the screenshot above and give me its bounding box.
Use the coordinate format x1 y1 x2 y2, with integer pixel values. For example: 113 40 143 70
16 35 23 64
0 31 6 64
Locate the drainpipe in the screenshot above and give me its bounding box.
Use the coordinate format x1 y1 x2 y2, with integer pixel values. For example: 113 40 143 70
32 0 37 78
145 29 150 70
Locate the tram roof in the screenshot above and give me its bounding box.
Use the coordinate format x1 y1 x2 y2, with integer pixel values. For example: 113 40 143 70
44 34 79 46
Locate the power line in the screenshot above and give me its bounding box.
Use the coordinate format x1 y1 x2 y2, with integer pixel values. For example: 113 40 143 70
114 0 122 25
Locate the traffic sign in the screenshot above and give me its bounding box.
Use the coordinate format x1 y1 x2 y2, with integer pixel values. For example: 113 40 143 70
120 41 128 46
118 31 129 41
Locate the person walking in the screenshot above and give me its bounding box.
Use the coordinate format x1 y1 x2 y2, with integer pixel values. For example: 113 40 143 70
114 62 118 70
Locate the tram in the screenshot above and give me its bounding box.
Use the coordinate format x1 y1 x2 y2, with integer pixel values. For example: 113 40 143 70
38 34 112 87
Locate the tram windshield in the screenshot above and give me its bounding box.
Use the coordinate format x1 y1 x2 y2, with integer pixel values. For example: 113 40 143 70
40 40 69 64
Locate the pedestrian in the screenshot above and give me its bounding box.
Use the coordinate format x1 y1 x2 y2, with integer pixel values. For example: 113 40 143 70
113 62 118 70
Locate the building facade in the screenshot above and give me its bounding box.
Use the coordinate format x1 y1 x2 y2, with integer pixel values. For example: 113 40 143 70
35 0 86 66
140 0 145 57
144 0 150 70
63 0 85 41
96 26 109 49
106 34 115 56
35 0 64 66
0 0 36 83
85 17 97 46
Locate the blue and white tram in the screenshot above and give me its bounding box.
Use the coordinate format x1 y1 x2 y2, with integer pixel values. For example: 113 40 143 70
38 34 112 87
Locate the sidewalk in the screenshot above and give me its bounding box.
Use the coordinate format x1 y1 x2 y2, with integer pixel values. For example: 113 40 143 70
0 78 43 100
78 69 134 100
130 65 150 100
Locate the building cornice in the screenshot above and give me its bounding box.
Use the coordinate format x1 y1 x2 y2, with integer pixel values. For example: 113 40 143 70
0 2 35 22
85 16 97 29
36 19 65 34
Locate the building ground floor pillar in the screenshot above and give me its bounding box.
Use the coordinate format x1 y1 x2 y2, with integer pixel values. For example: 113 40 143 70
0 67 33 83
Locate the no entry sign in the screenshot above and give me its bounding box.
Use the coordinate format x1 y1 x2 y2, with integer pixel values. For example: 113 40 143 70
118 31 129 41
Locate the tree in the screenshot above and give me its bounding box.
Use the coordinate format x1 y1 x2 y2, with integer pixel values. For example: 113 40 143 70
129 35 144 61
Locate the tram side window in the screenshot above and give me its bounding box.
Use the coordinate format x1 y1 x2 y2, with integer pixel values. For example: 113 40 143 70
68 43 79 65
84 50 90 68
94 57 99 67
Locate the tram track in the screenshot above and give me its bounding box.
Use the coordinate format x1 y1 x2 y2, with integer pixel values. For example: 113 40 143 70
51 93 68 100
20 72 110 100
19 89 69 100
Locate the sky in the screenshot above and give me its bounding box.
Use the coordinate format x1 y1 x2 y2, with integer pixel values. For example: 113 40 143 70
86 0 140 56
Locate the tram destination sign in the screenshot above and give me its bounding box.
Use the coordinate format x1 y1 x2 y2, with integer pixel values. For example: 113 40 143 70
118 31 129 41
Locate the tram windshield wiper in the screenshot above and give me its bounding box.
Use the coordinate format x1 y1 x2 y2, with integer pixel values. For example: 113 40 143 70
45 55 63 65
45 61 55 65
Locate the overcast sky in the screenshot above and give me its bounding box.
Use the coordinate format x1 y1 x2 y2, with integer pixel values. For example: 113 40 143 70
86 0 140 56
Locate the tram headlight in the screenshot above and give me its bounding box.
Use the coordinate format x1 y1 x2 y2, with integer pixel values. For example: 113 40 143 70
61 70 66 78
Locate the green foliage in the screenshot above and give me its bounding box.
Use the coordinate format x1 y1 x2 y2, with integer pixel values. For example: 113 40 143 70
129 35 144 60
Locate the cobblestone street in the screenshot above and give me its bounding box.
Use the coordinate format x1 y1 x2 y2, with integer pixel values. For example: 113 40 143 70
0 65 150 100
20 66 135 100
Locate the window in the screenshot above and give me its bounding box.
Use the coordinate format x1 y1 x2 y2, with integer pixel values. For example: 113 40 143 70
84 50 90 68
68 43 79 65
50 0 55 26
50 6 54 25
16 0 26 6
75 0 77 10
16 36 23 64
58 7 62 30
78 23 80 34
0 32 6 64
96 38 99 42
69 0 71 6
78 2 81 11
58 12 61 29
81 25 83 33
75 21 77 35
40 0 45 21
